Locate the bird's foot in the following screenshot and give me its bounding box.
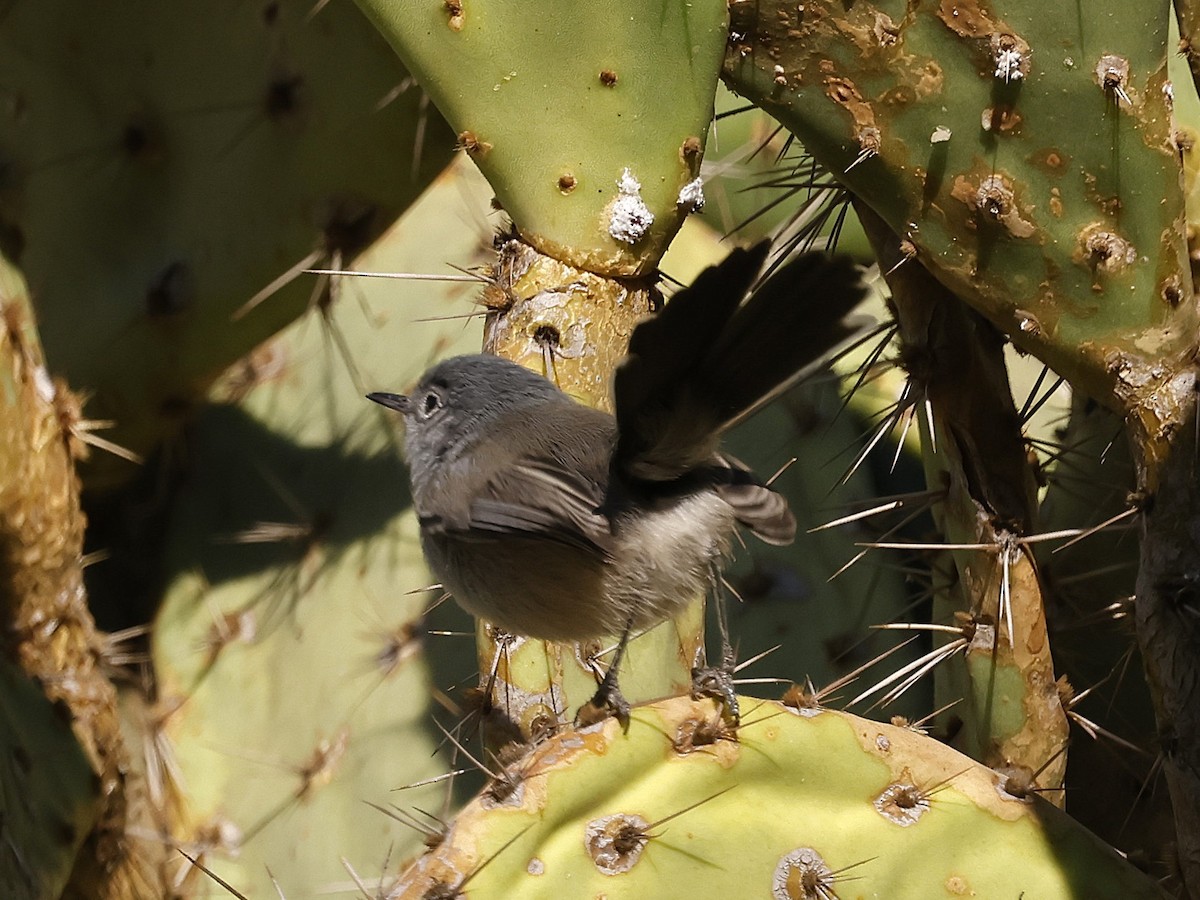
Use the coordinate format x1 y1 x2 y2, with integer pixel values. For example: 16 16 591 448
690 664 740 728
576 670 632 732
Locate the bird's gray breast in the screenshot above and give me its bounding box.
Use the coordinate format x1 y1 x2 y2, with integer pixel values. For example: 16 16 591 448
420 528 613 641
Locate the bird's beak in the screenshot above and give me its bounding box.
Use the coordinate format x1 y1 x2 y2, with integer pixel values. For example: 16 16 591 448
367 392 410 413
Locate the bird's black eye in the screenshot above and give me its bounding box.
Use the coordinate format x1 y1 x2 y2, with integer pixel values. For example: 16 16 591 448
420 391 443 418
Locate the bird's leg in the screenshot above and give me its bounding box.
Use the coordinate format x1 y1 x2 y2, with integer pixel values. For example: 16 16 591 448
690 566 740 726
576 618 634 731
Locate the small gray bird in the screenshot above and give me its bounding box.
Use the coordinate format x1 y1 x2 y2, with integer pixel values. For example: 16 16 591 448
369 243 868 716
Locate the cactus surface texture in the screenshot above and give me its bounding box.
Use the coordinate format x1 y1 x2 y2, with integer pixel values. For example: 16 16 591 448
397 695 1164 899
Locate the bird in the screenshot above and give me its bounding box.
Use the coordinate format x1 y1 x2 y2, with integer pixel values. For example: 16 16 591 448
369 241 869 723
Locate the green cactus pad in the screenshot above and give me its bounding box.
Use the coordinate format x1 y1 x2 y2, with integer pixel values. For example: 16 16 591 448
355 0 729 276
150 160 490 896
0 659 100 900
396 695 1162 898
0 0 454 490
723 1 1197 451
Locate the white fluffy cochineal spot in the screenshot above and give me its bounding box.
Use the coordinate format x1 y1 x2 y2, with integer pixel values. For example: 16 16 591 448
991 33 1030 82
676 177 705 213
608 168 654 244
994 48 1024 82
33 365 56 404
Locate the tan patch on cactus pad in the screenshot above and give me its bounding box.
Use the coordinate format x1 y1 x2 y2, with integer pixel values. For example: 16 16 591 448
585 813 650 874
951 172 1037 239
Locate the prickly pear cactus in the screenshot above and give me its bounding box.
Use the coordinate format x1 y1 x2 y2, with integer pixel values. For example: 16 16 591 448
3 0 1190 894
858 204 1068 798
0 0 455 490
146 160 491 896
395 695 1163 899
0 252 153 896
717 1 1200 888
723 1 1195 442
354 0 728 276
0 658 99 899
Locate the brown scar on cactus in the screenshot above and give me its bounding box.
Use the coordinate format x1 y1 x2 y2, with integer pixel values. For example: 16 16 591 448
950 172 1037 239
1075 224 1136 279
599 69 618 86
809 5 886 55
1105 351 1197 437
981 105 1022 135
824 76 875 135
586 813 651 874
443 0 464 31
822 76 881 169
456 130 492 158
1081 171 1122 215
680 135 703 176
911 59 946 99
934 0 1029 82
871 11 901 48
671 704 740 757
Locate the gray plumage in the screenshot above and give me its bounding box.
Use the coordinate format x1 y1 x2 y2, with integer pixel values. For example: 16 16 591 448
369 244 868 641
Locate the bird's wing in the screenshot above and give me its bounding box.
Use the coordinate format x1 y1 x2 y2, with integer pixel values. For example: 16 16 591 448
613 244 767 480
427 457 613 562
614 244 870 482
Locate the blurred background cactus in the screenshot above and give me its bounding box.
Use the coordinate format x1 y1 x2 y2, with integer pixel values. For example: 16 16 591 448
0 0 1196 896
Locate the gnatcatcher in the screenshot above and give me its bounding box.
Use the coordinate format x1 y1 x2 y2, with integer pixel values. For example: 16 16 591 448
369 242 869 722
